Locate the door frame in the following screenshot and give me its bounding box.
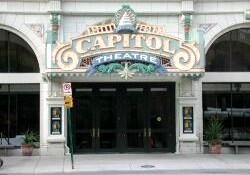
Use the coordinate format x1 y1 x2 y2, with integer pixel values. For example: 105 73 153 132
72 83 176 153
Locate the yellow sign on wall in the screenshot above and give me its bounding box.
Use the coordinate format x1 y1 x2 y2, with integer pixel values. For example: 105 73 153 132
64 96 73 108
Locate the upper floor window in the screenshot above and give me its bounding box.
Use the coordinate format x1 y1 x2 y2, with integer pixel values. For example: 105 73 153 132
206 28 250 72
0 29 39 72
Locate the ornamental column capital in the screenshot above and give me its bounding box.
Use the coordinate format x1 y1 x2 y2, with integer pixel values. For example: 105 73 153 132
48 0 62 13
181 0 194 14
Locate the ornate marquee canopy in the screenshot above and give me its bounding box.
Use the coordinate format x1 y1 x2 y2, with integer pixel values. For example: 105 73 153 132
47 5 205 80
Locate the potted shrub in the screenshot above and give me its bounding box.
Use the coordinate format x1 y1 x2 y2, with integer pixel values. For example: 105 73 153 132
21 130 38 156
205 117 223 154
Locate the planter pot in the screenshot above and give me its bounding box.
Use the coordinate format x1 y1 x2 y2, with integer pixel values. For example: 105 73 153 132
21 144 33 156
209 144 221 154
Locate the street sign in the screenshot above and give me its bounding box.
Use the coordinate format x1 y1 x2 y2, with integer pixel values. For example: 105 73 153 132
63 83 72 96
64 96 73 108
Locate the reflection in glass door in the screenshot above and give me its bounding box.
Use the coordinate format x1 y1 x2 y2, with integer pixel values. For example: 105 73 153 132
73 89 93 152
73 88 118 153
96 89 117 152
124 88 145 152
148 88 170 151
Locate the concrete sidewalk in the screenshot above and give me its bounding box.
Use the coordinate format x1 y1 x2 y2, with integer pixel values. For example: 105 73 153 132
1 154 250 174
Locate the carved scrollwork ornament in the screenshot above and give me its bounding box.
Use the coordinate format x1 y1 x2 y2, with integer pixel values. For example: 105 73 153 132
56 49 79 71
172 42 200 71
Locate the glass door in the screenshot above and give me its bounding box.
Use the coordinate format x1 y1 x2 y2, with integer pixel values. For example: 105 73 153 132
116 85 175 153
147 88 169 152
73 87 118 153
95 88 118 152
73 88 94 152
147 86 175 152
122 88 146 152
72 83 176 153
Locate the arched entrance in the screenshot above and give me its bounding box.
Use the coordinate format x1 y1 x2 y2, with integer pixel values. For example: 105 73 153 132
203 28 250 146
0 29 40 148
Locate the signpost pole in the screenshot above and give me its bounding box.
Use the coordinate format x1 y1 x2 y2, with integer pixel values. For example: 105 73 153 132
67 108 74 169
63 82 74 169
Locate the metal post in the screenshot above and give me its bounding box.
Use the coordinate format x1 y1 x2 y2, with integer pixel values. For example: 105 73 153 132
67 108 74 169
230 83 234 143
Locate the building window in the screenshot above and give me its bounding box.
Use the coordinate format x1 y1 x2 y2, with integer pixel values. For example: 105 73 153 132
0 29 39 72
0 84 40 146
203 83 250 141
206 28 250 72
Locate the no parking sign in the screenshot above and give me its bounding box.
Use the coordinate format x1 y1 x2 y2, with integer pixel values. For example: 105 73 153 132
63 83 73 108
63 83 72 96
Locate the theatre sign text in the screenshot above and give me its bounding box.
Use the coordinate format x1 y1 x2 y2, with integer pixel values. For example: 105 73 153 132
52 5 204 79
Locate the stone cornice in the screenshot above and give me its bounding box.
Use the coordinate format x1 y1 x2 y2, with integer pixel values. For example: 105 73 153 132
0 0 248 15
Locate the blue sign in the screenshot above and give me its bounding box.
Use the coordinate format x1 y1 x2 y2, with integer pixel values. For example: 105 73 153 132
86 52 166 77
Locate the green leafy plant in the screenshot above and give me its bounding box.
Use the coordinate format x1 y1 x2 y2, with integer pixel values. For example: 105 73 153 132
97 63 124 73
205 117 223 145
22 130 38 145
129 63 155 73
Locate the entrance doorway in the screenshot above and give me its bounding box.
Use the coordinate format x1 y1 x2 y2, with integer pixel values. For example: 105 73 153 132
72 83 175 153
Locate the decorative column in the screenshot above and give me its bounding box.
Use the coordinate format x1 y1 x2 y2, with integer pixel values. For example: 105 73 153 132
178 1 205 154
192 79 204 154
182 13 192 42
181 1 193 42
50 13 60 44
46 93 65 156
43 0 65 156
40 76 50 155
177 77 199 154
